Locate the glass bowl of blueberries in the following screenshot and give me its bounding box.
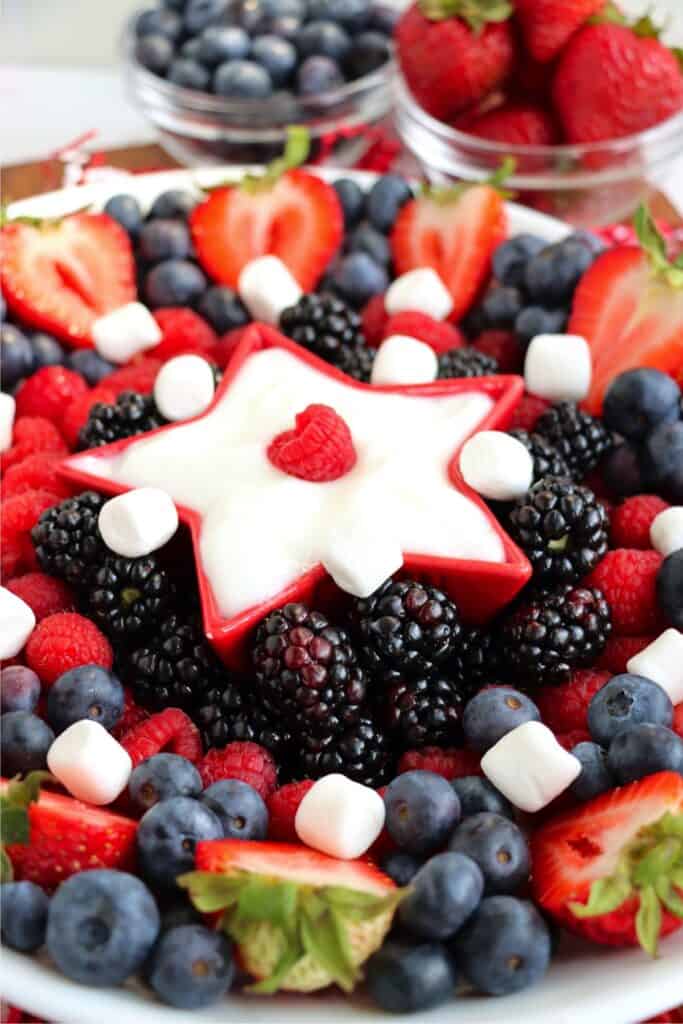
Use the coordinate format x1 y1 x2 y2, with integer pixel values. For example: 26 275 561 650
123 0 399 166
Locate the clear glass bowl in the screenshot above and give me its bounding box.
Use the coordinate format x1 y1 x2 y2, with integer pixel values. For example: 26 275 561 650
393 71 683 227
122 14 396 167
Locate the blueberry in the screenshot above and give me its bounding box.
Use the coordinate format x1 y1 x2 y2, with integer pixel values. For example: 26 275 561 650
603 368 681 442
330 251 388 307
200 779 269 839
296 55 344 94
1 666 41 714
514 305 567 344
525 239 593 305
184 0 229 35
448 813 530 895
658 549 683 628
452 896 551 996
1 712 54 776
67 349 115 386
250 35 297 87
103 194 143 238
569 229 607 257
297 20 351 61
137 797 223 888
168 58 212 90
197 285 249 332
1 324 35 390
333 178 365 229
608 723 683 784
1 881 49 952
145 260 208 308
366 940 458 1014
136 8 183 40
450 776 513 819
602 442 644 498
587 673 673 747
369 2 401 34
47 665 124 734
344 30 391 78
492 234 546 289
570 741 614 801
46 869 160 985
232 0 305 32
268 14 302 40
129 753 203 813
180 37 203 60
213 59 273 98
380 850 423 886
308 0 372 31
31 332 64 369
641 420 683 503
147 924 234 1009
346 222 391 267
399 851 484 940
197 26 250 67
149 189 197 220
463 687 540 754
366 174 412 233
139 218 192 263
135 34 174 75
384 770 461 856
481 286 524 329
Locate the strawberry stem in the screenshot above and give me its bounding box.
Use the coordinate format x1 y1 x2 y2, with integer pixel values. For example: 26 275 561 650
241 126 311 194
421 156 516 204
634 204 683 289
418 0 512 32
0 772 52 883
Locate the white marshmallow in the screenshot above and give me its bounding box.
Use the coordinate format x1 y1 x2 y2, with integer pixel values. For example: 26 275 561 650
459 431 534 502
92 302 162 365
481 721 581 813
47 720 132 806
153 354 216 422
322 527 403 599
385 268 454 321
0 393 16 452
627 629 683 706
238 255 302 326
650 507 683 558
0 587 36 659
295 774 386 860
524 334 592 402
98 487 179 558
371 335 439 387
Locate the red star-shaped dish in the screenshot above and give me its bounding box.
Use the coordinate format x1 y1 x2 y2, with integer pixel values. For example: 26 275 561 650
62 324 531 667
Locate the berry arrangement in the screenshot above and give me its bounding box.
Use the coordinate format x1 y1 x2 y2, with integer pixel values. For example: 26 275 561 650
1 144 683 1021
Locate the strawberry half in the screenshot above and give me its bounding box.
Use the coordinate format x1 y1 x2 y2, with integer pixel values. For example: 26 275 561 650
0 214 136 349
531 772 683 955
182 840 400 994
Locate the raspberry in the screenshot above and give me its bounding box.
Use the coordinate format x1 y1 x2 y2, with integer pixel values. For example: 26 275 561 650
587 549 665 635
0 533 24 581
398 745 482 779
610 495 669 550
509 393 550 432
61 386 117 449
112 688 151 741
672 703 683 740
214 327 249 369
6 573 75 622
535 669 610 734
120 707 202 767
151 308 218 361
382 312 464 355
101 358 163 396
1 490 61 576
1 417 67 473
25 612 113 687
267 780 315 842
472 330 523 373
596 634 657 674
555 729 591 751
14 367 88 428
268 404 356 482
197 742 278 800
2 454 72 500
361 293 389 347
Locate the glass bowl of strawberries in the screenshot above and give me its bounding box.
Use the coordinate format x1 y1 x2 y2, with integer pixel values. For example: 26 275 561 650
392 0 683 226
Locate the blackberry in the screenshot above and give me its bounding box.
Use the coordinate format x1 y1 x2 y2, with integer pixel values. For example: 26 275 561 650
302 717 393 787
196 683 293 763
499 583 611 687
32 491 107 588
451 626 499 696
535 402 612 479
508 429 571 484
252 603 369 739
279 294 372 381
354 579 462 676
438 348 498 379
88 555 175 642
381 672 465 750
79 390 167 449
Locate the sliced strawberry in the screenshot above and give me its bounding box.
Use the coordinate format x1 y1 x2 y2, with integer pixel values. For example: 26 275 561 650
191 169 343 292
391 185 507 323
0 214 136 349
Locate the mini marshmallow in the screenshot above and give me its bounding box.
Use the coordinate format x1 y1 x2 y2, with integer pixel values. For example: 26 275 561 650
98 487 179 558
0 393 16 452
238 255 302 325
0 587 36 659
371 335 439 387
92 302 162 365
295 774 385 860
627 629 683 706
650 507 683 558
47 720 132 805
384 268 454 321
154 354 216 422
322 527 403 599
524 334 592 402
481 721 581 813
459 431 534 501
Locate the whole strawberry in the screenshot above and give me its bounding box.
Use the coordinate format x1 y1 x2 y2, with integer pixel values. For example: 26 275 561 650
395 0 515 122
515 0 605 63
